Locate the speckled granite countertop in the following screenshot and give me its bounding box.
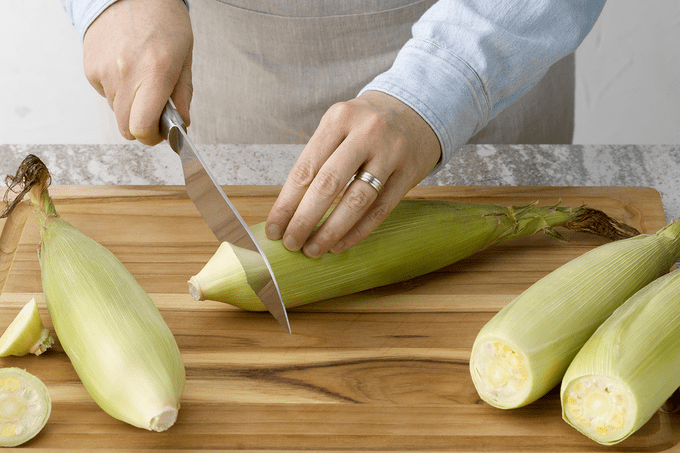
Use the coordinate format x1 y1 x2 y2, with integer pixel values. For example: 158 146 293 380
1 144 678 221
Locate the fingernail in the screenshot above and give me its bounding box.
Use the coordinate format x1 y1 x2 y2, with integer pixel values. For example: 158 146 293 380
283 234 299 251
305 243 321 258
266 223 282 240
330 240 345 253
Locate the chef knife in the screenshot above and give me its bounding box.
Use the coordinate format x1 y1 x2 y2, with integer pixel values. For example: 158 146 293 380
160 99 291 333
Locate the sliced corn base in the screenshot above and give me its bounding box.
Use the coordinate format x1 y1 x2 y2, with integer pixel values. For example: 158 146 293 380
0 368 51 447
0 298 54 357
563 375 635 443
471 340 529 407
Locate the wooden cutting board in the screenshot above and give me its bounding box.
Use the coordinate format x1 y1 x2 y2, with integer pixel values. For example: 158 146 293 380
0 185 677 452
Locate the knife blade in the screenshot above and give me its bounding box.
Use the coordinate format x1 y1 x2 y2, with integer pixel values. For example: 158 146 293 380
160 99 291 333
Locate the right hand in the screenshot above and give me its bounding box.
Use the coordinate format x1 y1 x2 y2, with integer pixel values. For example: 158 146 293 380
83 0 193 146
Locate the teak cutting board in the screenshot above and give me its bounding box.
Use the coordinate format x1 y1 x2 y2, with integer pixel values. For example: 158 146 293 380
0 185 677 452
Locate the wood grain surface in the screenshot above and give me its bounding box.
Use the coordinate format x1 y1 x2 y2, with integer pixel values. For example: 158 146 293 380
0 185 678 452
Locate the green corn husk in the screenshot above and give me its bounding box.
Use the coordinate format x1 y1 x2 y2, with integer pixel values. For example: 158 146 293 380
189 198 639 311
561 268 680 445
469 220 680 410
1 155 185 432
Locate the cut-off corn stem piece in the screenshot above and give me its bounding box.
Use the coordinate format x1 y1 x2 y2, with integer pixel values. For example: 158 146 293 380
0 298 54 357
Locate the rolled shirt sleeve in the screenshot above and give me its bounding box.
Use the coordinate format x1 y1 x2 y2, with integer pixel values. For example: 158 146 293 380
60 0 189 40
60 0 119 40
359 0 606 173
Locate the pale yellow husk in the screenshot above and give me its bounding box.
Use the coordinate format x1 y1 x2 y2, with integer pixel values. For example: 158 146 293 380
1 155 185 432
1 155 185 431
38 213 185 431
561 268 680 445
470 220 680 410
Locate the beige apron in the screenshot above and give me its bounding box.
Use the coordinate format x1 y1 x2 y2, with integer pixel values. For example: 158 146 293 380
189 0 574 146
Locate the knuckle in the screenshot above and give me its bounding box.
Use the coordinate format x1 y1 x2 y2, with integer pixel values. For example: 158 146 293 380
268 205 297 232
367 201 392 225
390 132 410 152
344 203 392 246
286 214 314 238
144 47 174 72
343 188 372 213
288 162 317 189
269 200 295 224
342 219 374 248
363 110 389 133
315 222 344 244
312 170 343 198
115 55 136 79
324 101 354 124
347 224 372 245
83 64 100 86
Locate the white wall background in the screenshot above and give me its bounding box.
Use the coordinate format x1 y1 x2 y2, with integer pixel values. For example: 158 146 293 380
1 0 678 145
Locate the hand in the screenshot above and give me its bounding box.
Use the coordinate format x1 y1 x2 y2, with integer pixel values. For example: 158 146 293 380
265 91 441 258
83 0 193 146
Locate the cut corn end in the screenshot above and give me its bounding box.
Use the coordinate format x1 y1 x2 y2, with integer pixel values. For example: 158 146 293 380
28 329 54 356
187 276 203 301
470 339 530 408
0 298 54 357
0 368 51 447
562 375 635 445
149 405 179 432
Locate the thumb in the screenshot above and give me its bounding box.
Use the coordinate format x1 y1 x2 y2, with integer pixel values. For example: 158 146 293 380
128 79 174 146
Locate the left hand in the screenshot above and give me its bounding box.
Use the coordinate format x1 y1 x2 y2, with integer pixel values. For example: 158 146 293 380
265 91 441 258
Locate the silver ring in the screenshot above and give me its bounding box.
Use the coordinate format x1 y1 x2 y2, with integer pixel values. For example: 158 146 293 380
354 170 384 195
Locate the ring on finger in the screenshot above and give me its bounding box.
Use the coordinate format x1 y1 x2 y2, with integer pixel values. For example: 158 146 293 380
353 170 385 196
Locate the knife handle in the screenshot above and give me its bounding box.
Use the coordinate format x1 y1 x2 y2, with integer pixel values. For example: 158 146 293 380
160 98 186 154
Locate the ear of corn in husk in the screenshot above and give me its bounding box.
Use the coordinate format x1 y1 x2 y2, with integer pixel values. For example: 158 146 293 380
0 298 54 357
561 267 680 445
0 367 51 447
0 155 185 432
469 220 680 410
189 199 639 311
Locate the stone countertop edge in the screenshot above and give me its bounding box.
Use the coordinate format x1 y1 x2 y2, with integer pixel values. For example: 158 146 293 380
0 144 678 222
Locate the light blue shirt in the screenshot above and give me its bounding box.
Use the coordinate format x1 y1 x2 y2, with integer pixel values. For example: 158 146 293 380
61 0 605 170
359 0 605 170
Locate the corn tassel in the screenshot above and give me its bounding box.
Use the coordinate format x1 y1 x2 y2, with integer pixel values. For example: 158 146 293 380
1 155 185 432
189 199 638 310
561 268 680 445
469 220 680 410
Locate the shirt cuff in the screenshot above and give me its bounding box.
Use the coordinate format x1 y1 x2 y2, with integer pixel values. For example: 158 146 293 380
71 0 118 40
359 37 489 174
68 0 189 41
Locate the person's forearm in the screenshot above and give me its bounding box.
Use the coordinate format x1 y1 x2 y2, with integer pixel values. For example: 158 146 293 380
360 0 607 172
